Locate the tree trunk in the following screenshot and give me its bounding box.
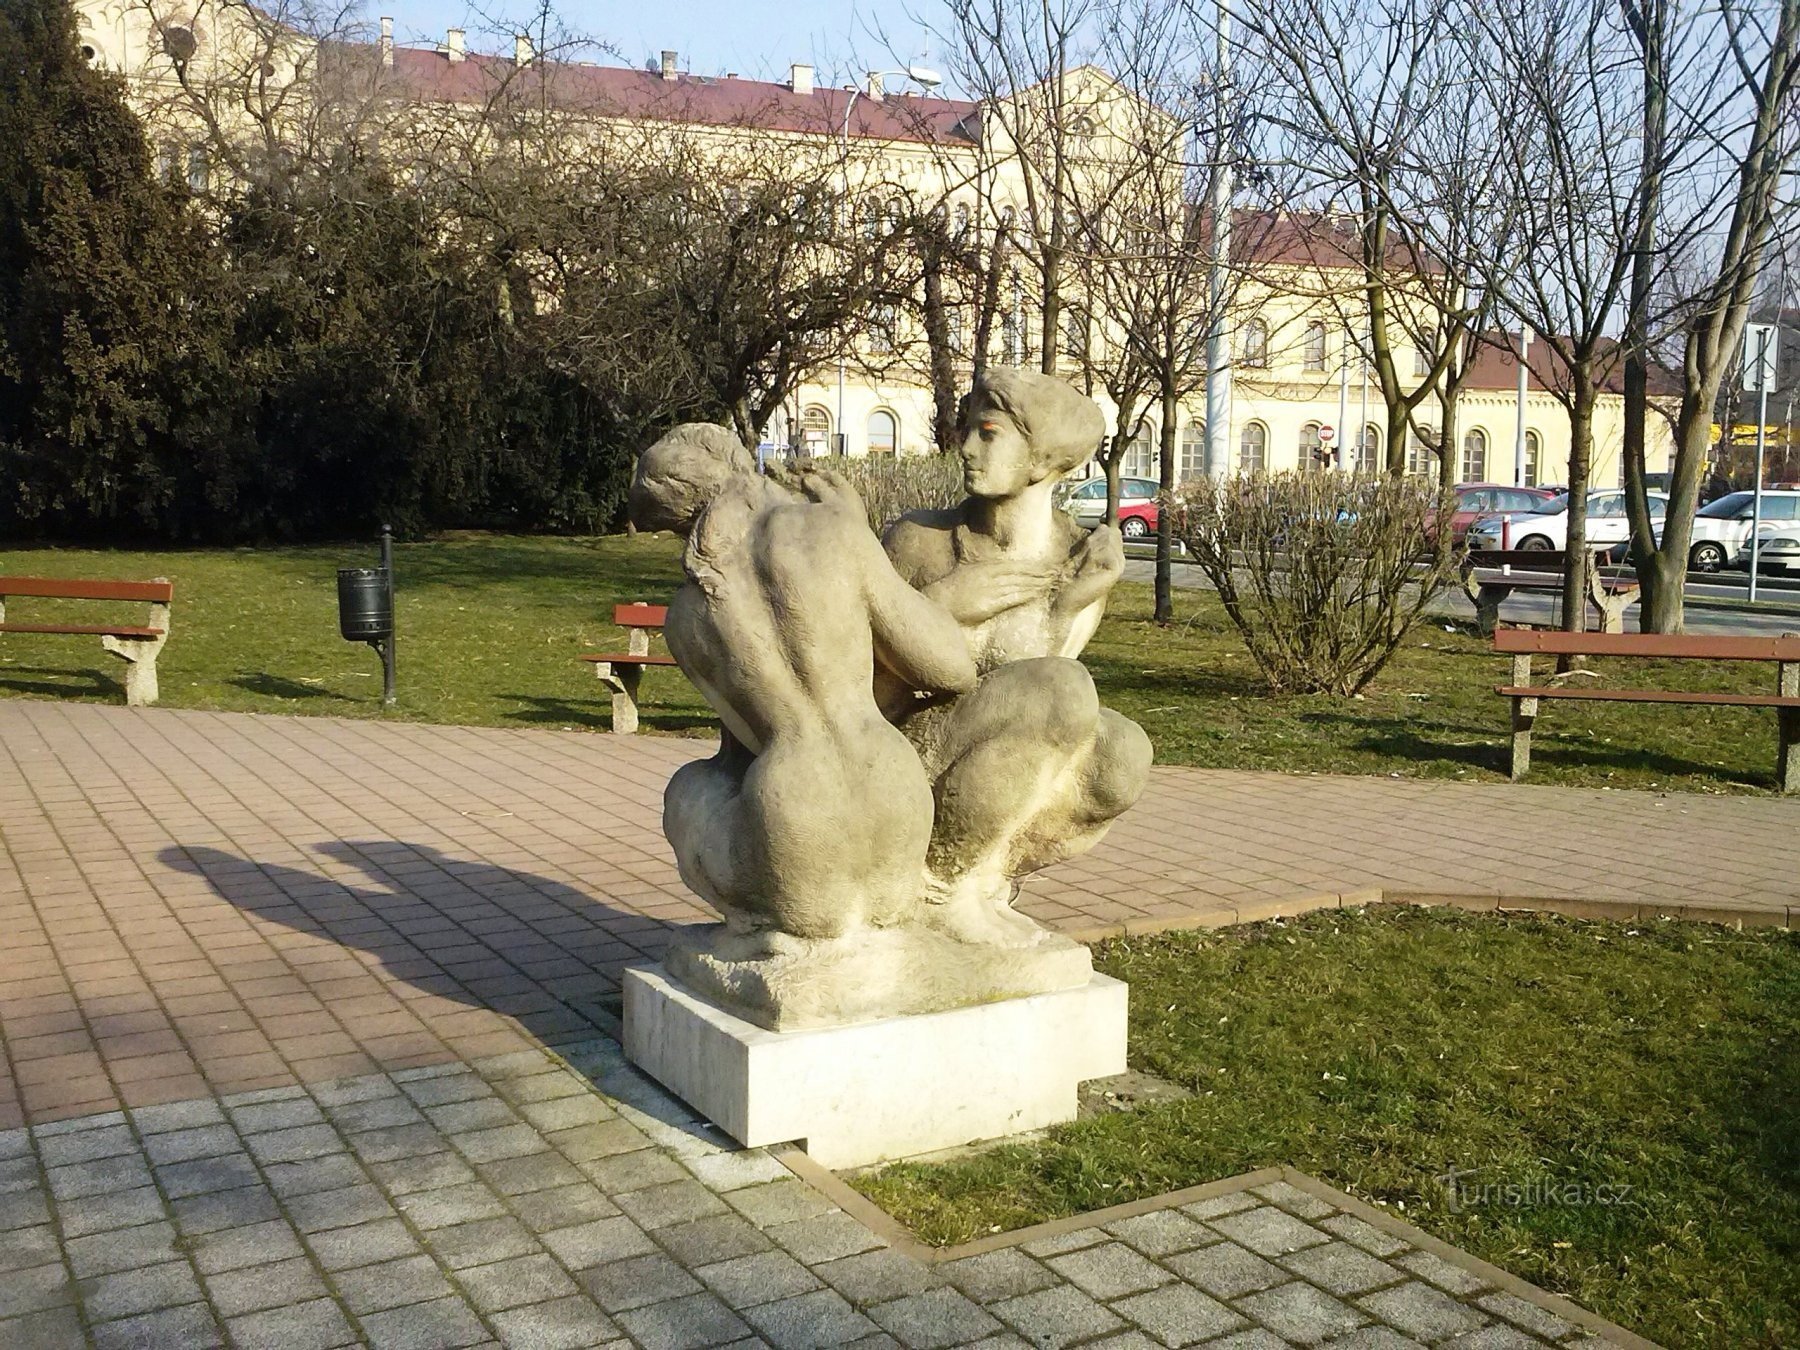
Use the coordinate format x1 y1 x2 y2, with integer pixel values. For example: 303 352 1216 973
1155 385 1178 623
921 249 960 453
1561 377 1596 634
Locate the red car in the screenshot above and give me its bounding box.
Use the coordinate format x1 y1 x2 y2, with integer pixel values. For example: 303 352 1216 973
1437 483 1558 547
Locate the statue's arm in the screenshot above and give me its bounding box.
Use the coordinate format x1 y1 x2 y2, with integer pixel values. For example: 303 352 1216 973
860 537 979 696
884 515 1057 627
1050 524 1125 658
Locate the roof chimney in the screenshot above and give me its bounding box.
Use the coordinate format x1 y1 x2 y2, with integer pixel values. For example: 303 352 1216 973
660 49 678 81
378 15 393 67
515 33 533 65
865 71 884 97
446 27 465 63
789 62 813 96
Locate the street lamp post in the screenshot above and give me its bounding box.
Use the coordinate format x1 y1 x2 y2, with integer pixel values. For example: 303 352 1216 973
1203 0 1233 478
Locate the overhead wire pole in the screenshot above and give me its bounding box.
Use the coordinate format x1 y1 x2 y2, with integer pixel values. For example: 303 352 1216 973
1203 0 1233 477
1514 327 1532 486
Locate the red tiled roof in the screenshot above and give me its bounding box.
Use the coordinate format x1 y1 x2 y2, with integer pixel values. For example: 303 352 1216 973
1462 333 1682 396
381 46 982 146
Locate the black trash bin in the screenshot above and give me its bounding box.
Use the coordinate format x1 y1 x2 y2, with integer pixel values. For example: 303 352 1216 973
337 567 392 642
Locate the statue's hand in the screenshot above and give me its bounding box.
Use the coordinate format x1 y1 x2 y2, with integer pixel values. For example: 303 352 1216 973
793 468 866 519
927 558 1058 624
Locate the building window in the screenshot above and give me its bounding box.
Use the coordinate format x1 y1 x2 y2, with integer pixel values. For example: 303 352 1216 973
1062 307 1087 361
1303 322 1326 372
1123 421 1155 479
1414 345 1432 378
1461 428 1488 483
1406 426 1437 478
945 305 965 359
1298 422 1325 472
1239 422 1267 473
1180 421 1206 481
952 201 972 236
859 199 882 240
799 405 832 458
186 146 209 193
1524 430 1540 487
1356 424 1380 473
1239 319 1269 368
869 304 898 354
867 409 899 455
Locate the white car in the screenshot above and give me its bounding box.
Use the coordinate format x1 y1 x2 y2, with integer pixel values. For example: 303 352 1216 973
1466 489 1667 552
1695 490 1800 571
1733 518 1800 573
1060 476 1161 538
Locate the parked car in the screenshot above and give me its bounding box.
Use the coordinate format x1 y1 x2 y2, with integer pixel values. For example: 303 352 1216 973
1435 483 1558 547
1466 489 1668 552
1060 476 1161 538
1731 517 1800 573
1690 490 1800 571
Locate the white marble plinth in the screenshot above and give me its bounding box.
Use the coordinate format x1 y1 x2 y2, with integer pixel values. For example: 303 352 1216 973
622 965 1128 1169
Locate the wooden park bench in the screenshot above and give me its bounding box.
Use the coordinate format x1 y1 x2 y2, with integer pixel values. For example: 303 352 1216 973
580 603 677 734
1460 548 1639 635
1495 627 1800 792
0 576 174 706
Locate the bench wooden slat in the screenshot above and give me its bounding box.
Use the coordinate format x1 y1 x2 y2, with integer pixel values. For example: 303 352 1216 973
580 653 679 667
1497 685 1800 708
0 623 165 638
0 576 174 604
1494 628 1800 661
614 603 668 627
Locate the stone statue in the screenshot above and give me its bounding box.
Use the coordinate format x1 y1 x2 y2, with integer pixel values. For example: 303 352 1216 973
882 369 1153 947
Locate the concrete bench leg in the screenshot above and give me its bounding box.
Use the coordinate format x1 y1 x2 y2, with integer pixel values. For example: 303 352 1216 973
100 635 164 707
594 661 643 735
1474 584 1508 637
1509 652 1535 781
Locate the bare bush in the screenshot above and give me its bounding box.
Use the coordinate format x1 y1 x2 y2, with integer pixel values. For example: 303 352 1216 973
1173 472 1456 695
829 453 966 533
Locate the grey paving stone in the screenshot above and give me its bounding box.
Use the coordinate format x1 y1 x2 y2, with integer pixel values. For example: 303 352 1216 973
762 1211 882 1265
457 1252 580 1313
370 1149 478 1195
38 1124 138 1168
657 1213 778 1266
1234 1282 1369 1343
144 1125 240 1167
0 1187 51 1233
244 1124 344 1166
581 1149 690 1195
618 1290 754 1350
1318 1215 1410 1260
0 1305 87 1350
726 1179 837 1228
540 1214 658 1269
937 1249 1061 1303
1046 1242 1174 1301
954 1336 1034 1350
1104 1209 1220 1258
396 1181 510 1230
1356 1282 1487 1340
153 1152 257 1200
1249 1180 1338 1221
0 1154 39 1194
456 1123 550 1165
615 1179 731 1230
310 1075 403 1109
49 1153 153 1200
131 1099 229 1134
327 1095 425 1133
351 1123 448 1164
740 1288 876 1349
1207 1206 1331 1258
580 1252 704 1313
226 1296 355 1350
90 1301 222 1350
1020 1226 1109 1258
1112 1282 1248 1346
1164 1243 1286 1300
1438 1329 1547 1349
489 1293 623 1350
202 1255 331 1317
171 1185 282 1236
428 1097 520 1133
868 1288 1002 1349
1198 1332 1298 1350
548 1120 654 1163
478 1151 586 1198
359 1293 493 1349
1280 1241 1407 1296
0 1223 58 1272
989 1284 1126 1349
518 1095 618 1133
36 1110 126 1138
306 1217 420 1272
0 1128 27 1159
1474 1290 1575 1340
1180 1192 1259 1222
1081 1334 1163 1350
264 1154 368 1197
1319 1329 1430 1349
336 1252 457 1314
228 1098 326 1134
66 1219 178 1278
513 1182 620 1234
492 1070 587 1106
696 1249 823 1308
392 1065 467 1083
78 1259 203 1322
186 1218 305 1275
815 1247 939 1305
286 1182 395 1233
1391 1250 1491 1297
429 1215 542 1270
679 1149 792 1193
401 1072 494 1108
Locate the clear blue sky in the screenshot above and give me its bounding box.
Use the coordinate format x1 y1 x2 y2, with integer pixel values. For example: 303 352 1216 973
379 1 934 84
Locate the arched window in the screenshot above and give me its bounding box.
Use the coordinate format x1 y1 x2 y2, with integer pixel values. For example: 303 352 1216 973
1524 430 1541 487
1299 422 1324 472
1180 421 1206 481
1356 424 1380 473
869 304 898 354
1062 307 1088 360
1239 319 1269 368
953 201 972 236
1239 422 1267 473
859 199 883 240
1405 426 1437 478
1124 421 1155 479
799 405 832 458
1303 322 1327 372
867 409 899 455
1461 428 1488 483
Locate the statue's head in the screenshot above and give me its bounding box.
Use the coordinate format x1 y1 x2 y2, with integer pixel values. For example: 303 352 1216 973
957 369 1106 500
630 423 756 535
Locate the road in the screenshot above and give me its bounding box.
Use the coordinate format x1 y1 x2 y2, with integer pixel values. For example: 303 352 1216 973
1122 556 1800 637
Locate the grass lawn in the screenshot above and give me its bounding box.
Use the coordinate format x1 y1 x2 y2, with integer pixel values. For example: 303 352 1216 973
852 907 1800 1348
1 533 1792 791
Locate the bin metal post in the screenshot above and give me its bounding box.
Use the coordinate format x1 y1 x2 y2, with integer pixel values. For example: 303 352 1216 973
380 524 396 705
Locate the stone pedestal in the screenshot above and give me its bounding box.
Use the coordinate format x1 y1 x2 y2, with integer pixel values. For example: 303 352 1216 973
622 965 1128 1169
